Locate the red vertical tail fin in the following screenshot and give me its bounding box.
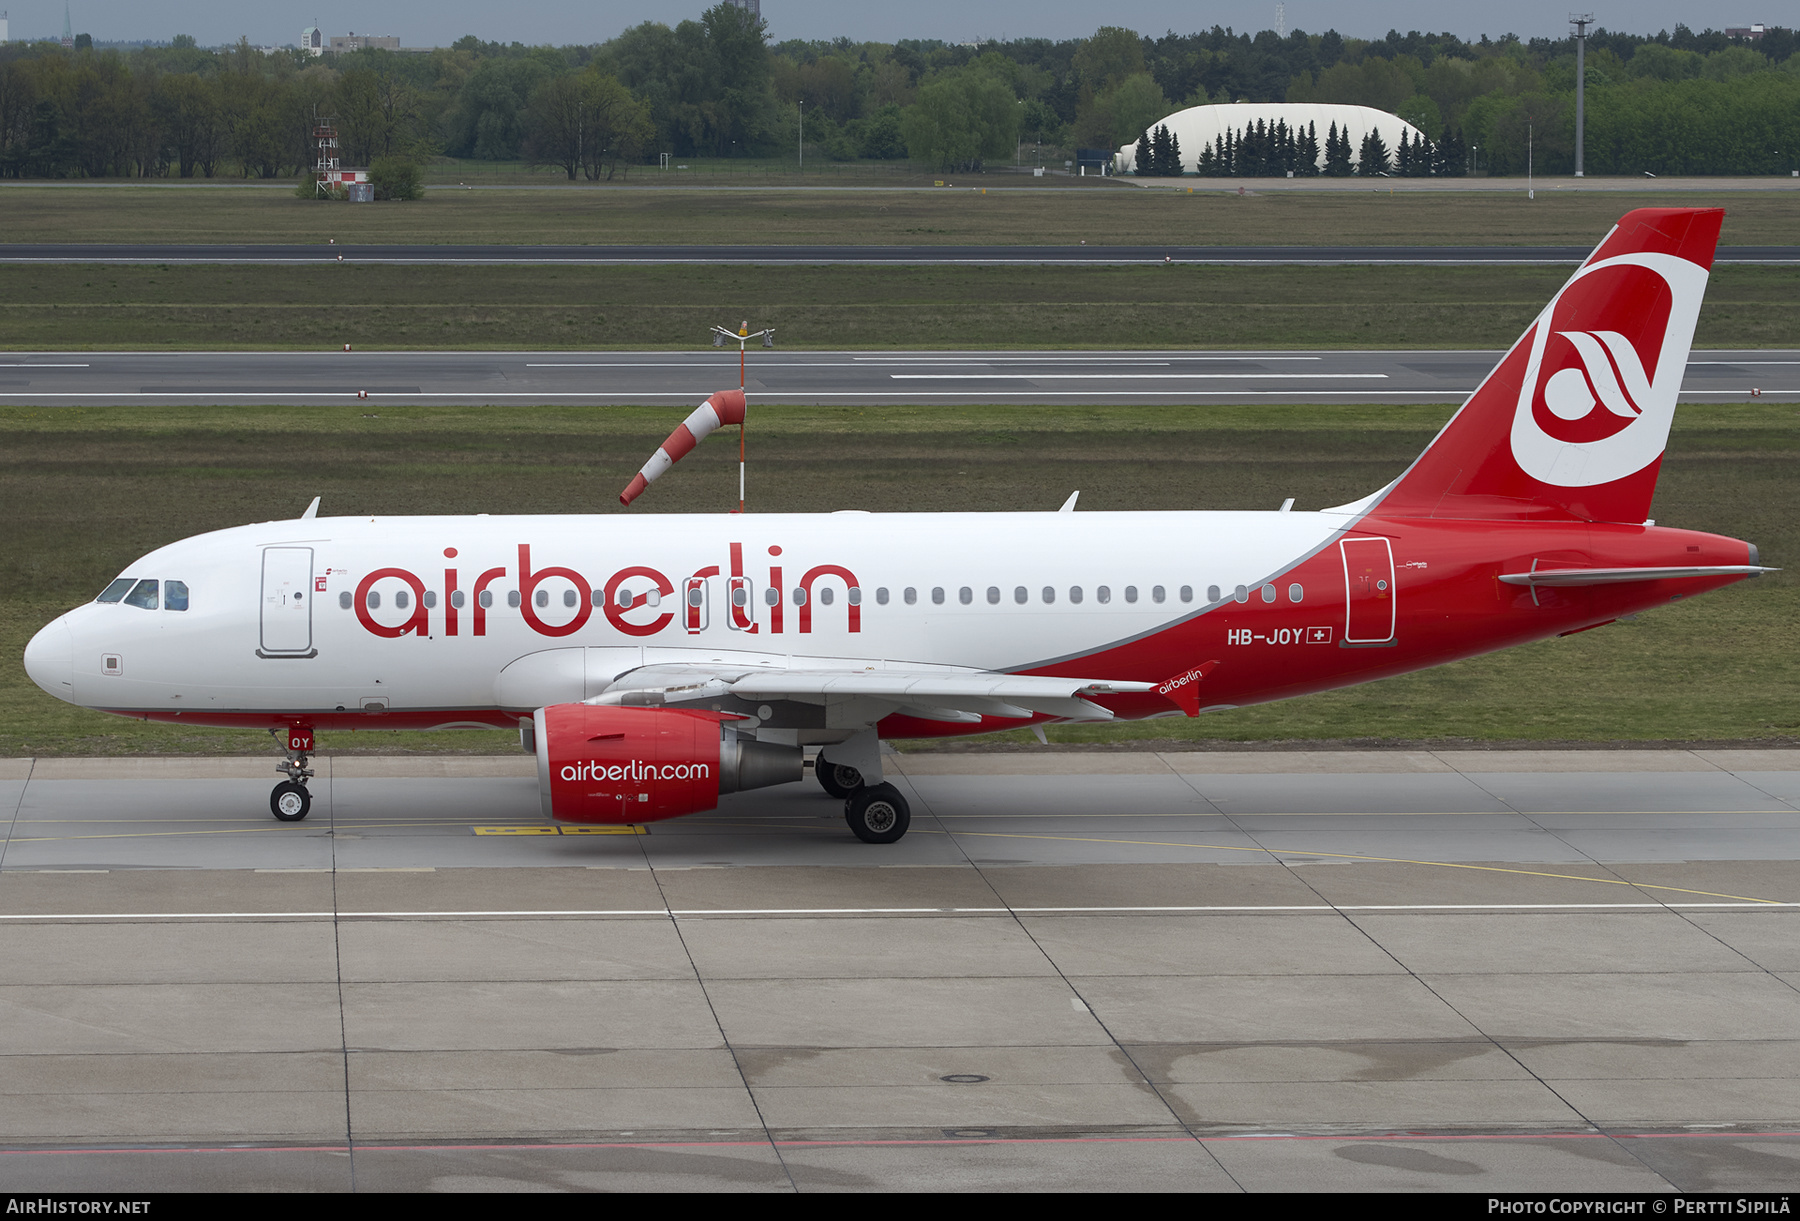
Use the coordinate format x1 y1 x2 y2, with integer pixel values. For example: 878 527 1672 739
1375 208 1722 524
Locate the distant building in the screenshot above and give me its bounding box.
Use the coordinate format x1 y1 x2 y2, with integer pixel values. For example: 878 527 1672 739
1726 23 1768 38
329 32 400 52
1117 103 1425 175
726 0 761 17
300 25 322 56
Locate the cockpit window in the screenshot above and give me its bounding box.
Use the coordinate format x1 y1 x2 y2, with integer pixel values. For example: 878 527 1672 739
122 579 159 610
96 578 134 603
164 581 189 611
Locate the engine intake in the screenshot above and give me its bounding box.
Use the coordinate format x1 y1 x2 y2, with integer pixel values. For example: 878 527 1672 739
533 703 802 824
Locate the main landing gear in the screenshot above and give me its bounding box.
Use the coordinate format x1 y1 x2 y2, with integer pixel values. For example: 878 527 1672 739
816 750 911 844
269 725 314 822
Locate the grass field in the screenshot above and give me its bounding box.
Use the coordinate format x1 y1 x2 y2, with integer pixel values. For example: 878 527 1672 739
1 402 1793 757
5 263 1798 351
3 183 1795 247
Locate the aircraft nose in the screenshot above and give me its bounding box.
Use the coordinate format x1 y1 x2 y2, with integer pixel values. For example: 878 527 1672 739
23 617 75 703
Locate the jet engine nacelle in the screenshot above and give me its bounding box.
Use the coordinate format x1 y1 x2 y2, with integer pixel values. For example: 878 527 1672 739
533 703 802 824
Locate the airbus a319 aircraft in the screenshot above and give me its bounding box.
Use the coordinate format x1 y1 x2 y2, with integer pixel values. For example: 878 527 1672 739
23 208 1769 843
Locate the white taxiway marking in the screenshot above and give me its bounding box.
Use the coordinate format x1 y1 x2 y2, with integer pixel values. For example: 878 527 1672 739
0 901 1792 921
889 373 1390 380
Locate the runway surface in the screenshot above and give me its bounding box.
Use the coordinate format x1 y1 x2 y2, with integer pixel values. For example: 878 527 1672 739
2 348 1796 408
4 242 1797 266
2 748 1798 1192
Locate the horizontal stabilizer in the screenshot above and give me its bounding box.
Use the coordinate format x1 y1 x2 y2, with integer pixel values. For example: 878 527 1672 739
1498 565 1776 587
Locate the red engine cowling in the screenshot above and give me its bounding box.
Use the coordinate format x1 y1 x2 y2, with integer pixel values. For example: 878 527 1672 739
532 704 802 824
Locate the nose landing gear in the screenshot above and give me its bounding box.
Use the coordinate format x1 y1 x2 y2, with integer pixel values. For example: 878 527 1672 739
270 724 315 822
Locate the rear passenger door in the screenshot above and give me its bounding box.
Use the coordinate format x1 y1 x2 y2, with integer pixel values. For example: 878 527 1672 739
1340 537 1395 645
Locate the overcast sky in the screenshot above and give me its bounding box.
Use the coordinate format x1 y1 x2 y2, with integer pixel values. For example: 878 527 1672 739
1 2 1759 47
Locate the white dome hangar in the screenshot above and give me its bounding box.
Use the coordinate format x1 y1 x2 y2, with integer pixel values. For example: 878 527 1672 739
1118 103 1426 174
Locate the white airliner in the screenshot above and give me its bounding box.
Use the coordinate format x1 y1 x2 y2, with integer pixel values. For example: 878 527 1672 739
22 208 1769 842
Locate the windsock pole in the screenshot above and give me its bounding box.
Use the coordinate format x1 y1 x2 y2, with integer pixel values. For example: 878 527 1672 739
737 321 747 513
707 319 773 513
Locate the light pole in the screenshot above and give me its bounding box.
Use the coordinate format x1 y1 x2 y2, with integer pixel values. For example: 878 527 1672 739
710 320 774 512
1572 13 1593 178
798 100 803 174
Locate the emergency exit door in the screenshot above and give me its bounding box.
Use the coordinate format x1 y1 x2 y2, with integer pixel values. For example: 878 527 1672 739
260 546 315 656
1340 537 1395 644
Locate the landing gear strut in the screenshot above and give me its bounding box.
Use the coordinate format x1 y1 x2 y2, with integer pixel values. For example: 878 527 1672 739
270 724 314 822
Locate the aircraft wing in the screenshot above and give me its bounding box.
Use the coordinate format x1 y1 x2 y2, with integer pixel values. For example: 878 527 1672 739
590 661 1164 723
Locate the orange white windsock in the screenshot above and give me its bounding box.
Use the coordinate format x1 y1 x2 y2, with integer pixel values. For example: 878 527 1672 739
619 389 746 507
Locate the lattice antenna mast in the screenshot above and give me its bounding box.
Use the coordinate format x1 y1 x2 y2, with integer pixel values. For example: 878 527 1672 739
312 112 339 198
1276 4 1286 38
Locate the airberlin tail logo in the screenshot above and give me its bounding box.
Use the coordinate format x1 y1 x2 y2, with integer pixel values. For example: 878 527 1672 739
1543 330 1653 427
1508 252 1708 489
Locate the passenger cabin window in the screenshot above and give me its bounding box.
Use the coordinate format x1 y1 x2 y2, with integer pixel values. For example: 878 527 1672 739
847 587 862 606
366 591 380 609
1180 585 1194 603
339 591 352 610
1014 586 1028 605
904 587 917 605
1233 585 1248 604
820 587 835 606
876 587 890 605
507 591 521 608
931 587 945 605
764 587 779 606
1152 586 1165 604
1042 586 1056 604
1289 583 1304 603
452 590 466 609
1069 586 1083 604
987 586 1000 605
1124 586 1138 603
96 578 135 603
1207 585 1221 604
423 591 438 609
1097 585 1111 604
395 591 410 610
479 591 494 609
164 581 189 611
534 590 548 609
1261 584 1277 604
123 580 158 610
958 586 972 605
